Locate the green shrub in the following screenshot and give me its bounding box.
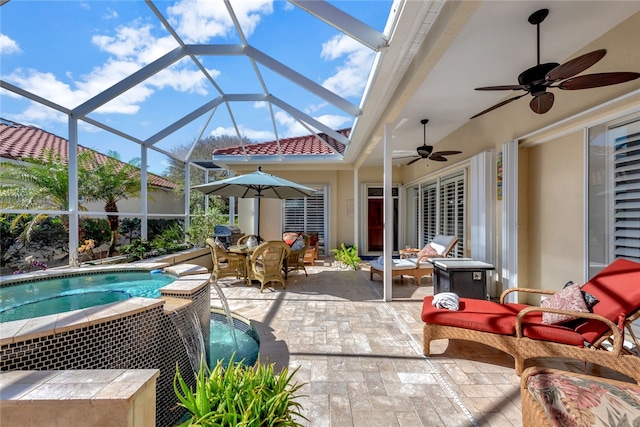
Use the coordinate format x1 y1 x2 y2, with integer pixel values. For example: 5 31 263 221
80 217 111 247
119 238 153 261
174 356 307 426
330 243 361 270
187 206 224 247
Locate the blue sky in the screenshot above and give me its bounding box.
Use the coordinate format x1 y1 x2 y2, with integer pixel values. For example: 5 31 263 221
0 0 392 174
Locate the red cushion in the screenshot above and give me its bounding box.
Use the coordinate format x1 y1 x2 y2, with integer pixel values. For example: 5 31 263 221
306 232 319 247
283 232 299 246
422 297 527 335
576 258 640 344
521 323 586 347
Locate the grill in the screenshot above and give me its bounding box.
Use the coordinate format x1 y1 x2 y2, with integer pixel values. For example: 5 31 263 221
213 225 243 247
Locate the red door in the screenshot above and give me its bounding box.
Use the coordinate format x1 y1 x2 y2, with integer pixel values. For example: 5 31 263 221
367 199 383 251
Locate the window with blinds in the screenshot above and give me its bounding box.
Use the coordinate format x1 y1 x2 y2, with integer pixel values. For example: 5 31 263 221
588 115 640 278
612 122 640 261
421 172 465 257
282 186 326 254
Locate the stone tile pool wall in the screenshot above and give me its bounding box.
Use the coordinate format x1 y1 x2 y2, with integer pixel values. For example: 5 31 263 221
0 269 210 427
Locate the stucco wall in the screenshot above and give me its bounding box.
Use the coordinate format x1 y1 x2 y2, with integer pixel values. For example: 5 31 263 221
524 133 585 292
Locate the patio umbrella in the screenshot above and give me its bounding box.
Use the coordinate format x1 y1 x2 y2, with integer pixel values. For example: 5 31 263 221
191 167 316 238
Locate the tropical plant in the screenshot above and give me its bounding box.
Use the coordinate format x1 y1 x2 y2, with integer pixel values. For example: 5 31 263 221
0 149 92 242
82 150 146 257
174 356 307 426
331 243 361 270
187 205 225 247
119 238 153 261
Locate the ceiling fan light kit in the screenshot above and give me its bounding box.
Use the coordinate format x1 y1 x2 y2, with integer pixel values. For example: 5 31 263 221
470 8 640 119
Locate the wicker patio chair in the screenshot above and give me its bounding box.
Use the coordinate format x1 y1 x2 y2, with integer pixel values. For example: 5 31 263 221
206 238 246 283
283 234 310 278
422 258 640 383
248 241 291 292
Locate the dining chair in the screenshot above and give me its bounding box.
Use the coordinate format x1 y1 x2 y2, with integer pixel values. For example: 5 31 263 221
206 238 246 283
283 233 310 278
248 241 291 292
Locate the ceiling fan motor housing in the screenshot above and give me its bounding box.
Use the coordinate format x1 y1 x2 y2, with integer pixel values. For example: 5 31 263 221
518 62 559 86
417 145 433 157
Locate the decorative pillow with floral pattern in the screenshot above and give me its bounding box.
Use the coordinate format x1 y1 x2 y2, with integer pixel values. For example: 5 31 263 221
541 283 590 325
416 244 439 259
527 372 640 426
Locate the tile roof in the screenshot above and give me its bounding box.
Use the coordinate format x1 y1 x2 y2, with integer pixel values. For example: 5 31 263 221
213 128 350 156
0 118 177 189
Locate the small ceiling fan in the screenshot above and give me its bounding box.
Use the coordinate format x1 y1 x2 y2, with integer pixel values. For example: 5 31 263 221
396 119 462 166
470 8 640 119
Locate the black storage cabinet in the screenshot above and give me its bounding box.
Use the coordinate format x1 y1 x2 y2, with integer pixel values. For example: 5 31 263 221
431 259 494 300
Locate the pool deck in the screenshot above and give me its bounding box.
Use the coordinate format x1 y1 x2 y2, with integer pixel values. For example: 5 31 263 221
211 261 637 427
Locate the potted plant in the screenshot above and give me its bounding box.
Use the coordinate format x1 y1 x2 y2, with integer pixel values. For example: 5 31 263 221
174 356 307 426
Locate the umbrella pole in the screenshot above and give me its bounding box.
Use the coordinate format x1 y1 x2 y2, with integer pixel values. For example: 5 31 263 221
256 198 261 241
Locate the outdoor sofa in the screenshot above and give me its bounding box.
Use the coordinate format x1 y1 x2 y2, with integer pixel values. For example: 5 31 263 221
422 258 640 383
369 235 458 285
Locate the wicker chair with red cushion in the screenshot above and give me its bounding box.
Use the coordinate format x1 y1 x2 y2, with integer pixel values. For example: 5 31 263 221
422 258 640 383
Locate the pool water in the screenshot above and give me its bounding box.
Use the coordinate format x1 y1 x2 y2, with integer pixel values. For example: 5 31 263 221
0 271 176 323
209 312 260 367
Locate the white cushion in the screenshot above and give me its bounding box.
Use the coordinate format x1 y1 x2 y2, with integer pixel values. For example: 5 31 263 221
430 235 458 255
371 259 419 271
405 258 433 268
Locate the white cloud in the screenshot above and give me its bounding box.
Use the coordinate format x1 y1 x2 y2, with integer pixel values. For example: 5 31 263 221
166 0 272 43
275 110 351 138
209 124 273 141
103 8 118 20
321 34 374 98
0 34 21 55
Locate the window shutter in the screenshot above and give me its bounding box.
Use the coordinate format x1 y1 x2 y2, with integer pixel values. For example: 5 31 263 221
422 182 437 244
613 126 640 261
283 186 326 254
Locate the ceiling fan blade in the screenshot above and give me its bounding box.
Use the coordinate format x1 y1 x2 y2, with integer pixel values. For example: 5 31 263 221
475 84 526 91
406 157 422 166
529 92 554 114
429 155 448 162
558 72 640 90
545 49 607 82
470 93 527 119
431 150 462 156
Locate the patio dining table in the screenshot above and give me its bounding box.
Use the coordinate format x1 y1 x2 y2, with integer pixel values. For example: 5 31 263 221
227 244 254 284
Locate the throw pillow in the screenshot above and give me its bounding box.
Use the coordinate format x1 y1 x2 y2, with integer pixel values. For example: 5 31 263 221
291 236 305 251
417 244 439 259
563 280 599 310
541 283 590 325
283 232 299 246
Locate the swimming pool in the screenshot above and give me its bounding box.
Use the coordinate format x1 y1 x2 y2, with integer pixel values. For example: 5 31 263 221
0 271 176 323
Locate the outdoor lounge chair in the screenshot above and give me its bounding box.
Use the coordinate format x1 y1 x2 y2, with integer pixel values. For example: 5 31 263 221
369 235 459 285
422 258 640 383
248 241 291 292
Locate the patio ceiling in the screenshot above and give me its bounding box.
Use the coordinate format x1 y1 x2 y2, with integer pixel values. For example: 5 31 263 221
1 1 639 171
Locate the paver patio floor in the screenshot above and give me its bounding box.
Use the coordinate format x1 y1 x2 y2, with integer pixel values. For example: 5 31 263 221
210 261 628 427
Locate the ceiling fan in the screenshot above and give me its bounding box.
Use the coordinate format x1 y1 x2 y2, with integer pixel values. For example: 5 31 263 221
397 119 462 166
470 8 640 119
